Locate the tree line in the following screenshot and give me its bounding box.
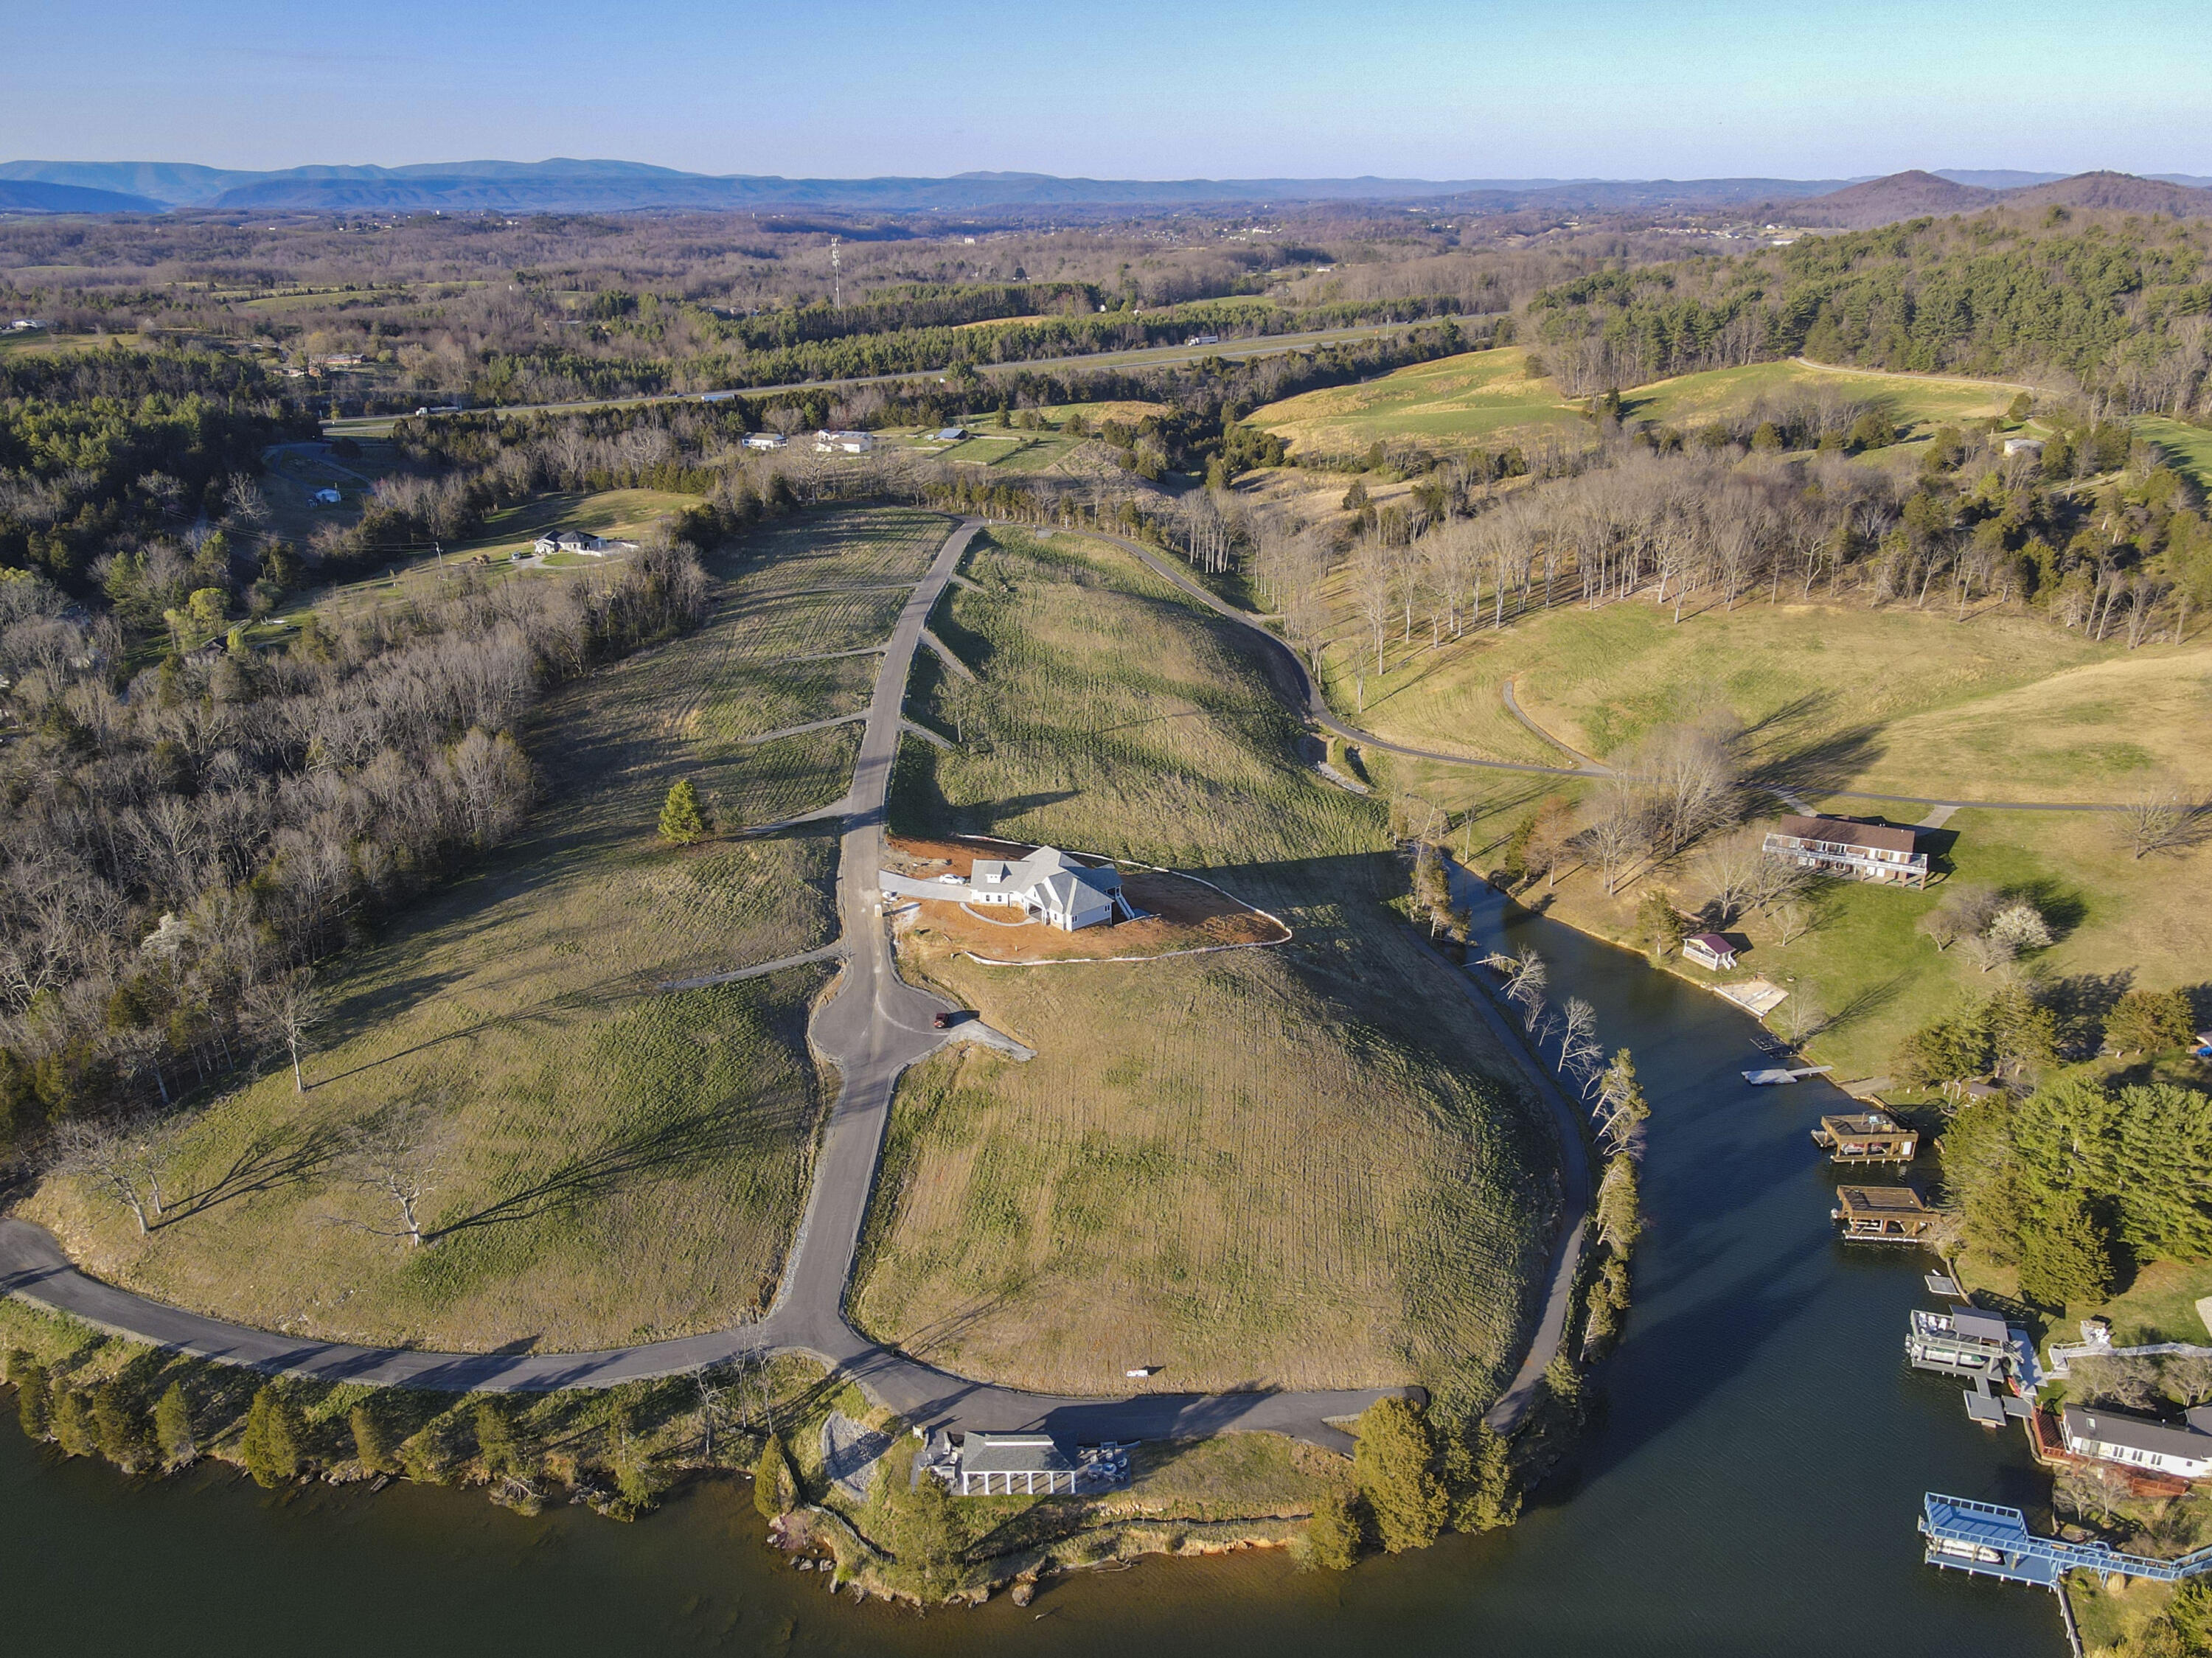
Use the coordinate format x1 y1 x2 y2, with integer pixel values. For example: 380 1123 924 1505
0 540 708 1159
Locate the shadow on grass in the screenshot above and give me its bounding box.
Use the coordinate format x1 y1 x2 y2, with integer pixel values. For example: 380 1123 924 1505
430 1090 813 1242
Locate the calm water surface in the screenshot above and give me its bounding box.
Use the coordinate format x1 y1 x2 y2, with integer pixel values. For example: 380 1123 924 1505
3 894 2065 1657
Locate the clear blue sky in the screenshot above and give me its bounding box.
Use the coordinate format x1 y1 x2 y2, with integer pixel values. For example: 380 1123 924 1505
5 0 2207 179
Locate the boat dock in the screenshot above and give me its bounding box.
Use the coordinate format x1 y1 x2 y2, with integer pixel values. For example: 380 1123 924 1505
1922 1493 2212 1589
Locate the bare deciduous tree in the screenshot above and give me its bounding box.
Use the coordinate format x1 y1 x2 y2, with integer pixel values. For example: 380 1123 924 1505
2114 779 2204 860
327 1104 446 1249
243 969 325 1093
50 1115 173 1234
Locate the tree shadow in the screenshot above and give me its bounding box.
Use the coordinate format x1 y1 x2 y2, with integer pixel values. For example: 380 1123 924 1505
156 1123 340 1227
428 1090 813 1241
1742 722 1888 799
1822 972 1912 1037
2001 875 2088 941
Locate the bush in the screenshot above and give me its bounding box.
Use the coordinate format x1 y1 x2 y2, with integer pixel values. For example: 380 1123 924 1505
1352 1398 1447 1553
1305 1486 1363 1570
753 1431 799 1519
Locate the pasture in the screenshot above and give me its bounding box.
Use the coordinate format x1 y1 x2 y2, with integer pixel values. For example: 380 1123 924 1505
2138 414 2212 492
23 507 954 1349
1619 358 2022 437
1251 345 1582 456
858 529 1554 1408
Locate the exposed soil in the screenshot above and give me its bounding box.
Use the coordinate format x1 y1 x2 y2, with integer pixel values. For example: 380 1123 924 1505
883 835 1289 963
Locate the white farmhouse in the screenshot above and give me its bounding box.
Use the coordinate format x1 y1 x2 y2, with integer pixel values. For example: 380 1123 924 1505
741 433 787 450
815 429 875 454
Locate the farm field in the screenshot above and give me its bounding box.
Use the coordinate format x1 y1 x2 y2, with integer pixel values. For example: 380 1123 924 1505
1251 344 1582 456
22 506 954 1350
859 528 1555 1408
1618 358 2023 436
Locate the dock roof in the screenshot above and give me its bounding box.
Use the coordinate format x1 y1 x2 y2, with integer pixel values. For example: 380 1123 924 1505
1836 1184 1933 1214
959 1433 1077 1476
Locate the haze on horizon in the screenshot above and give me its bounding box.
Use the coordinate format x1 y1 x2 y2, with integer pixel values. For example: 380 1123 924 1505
4 0 2208 184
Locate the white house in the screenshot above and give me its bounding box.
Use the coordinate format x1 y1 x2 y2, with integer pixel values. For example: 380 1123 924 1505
877 844 1138 931
2060 1404 2212 1480
815 429 875 454
741 433 787 450
532 529 639 558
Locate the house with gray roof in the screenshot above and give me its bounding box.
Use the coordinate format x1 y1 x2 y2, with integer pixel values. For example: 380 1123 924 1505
878 845 1138 931
2060 1404 2212 1480
925 1431 1132 1497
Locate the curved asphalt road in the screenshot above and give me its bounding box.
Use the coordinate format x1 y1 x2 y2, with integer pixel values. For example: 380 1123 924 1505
0 515 1408 1452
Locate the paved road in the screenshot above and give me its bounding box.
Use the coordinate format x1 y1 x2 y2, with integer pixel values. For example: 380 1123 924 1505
323 315 1489 439
0 514 1409 1453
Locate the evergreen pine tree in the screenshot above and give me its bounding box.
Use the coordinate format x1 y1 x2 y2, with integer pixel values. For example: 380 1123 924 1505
52 1387 95 1458
1304 1485 1363 1570
877 1452 962 1597
91 1380 150 1471
240 1384 304 1488
1444 1419 1521 1533
1352 1397 1447 1553
154 1382 196 1467
2017 1191 2118 1307
474 1398 521 1478
349 1403 394 1474
753 1430 799 1519
658 779 707 846
12 1356 51 1441
1540 1353 1585 1427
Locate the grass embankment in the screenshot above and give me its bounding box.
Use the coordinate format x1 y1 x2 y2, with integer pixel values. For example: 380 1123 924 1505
23 507 953 1351
859 528 1555 1408
1349 593 2212 1078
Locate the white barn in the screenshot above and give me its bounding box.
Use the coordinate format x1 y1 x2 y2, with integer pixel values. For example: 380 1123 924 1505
815 429 875 453
532 529 639 558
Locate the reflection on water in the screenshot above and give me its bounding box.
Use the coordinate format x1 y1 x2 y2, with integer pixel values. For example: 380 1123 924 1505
1 893 2065 1657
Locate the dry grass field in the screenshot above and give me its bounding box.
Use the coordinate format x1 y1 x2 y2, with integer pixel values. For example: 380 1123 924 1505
1618 358 2022 436
23 506 954 1350
857 529 1555 1409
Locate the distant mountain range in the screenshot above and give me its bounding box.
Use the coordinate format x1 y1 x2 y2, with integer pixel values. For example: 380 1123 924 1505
1 158 2209 220
1784 169 2212 228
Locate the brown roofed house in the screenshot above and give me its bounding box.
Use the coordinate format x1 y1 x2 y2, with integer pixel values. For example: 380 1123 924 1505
1763 815 1930 888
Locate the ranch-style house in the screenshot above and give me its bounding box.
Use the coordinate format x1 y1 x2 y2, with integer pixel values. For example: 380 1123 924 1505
1762 814 1930 888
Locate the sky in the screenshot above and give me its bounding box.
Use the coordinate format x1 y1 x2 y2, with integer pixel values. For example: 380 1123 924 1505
6 0 2211 181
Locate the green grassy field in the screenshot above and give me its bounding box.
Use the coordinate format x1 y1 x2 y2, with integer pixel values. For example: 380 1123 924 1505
1619 358 2023 436
2137 415 2212 492
857 529 1555 1408
1252 345 1583 455
23 507 954 1350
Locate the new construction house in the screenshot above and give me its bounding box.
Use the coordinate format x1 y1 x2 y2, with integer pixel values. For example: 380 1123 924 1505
879 845 1139 931
1834 1184 1940 1243
1812 1110 1919 1164
1763 815 1930 888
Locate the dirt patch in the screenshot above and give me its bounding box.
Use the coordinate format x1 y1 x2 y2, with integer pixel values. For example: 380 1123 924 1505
884 835 1289 964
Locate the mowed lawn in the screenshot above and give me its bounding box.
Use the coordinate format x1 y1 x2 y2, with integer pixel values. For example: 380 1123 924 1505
24 507 953 1351
858 529 1557 1408
1252 345 1585 456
